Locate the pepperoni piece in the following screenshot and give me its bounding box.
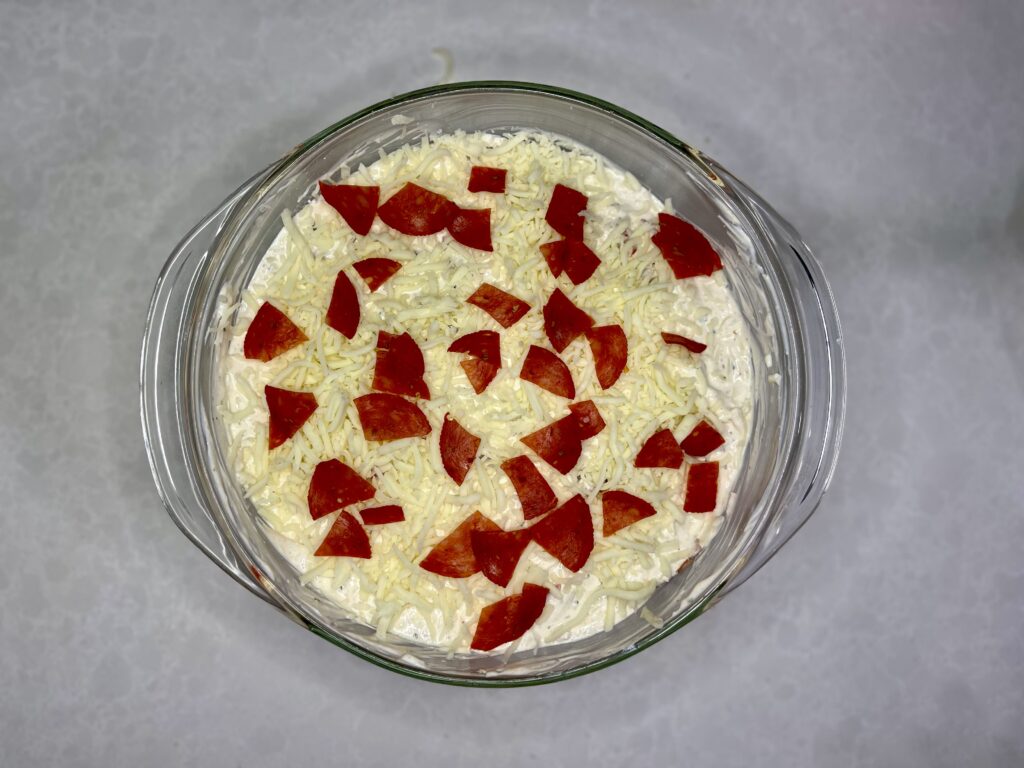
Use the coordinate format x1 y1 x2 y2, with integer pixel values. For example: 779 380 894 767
471 529 532 587
529 494 594 572
448 330 500 364
586 324 628 389
354 393 431 442
314 511 371 558
420 510 501 578
520 345 575 399
520 415 583 474
684 461 719 513
563 240 601 285
680 420 725 457
326 270 359 339
353 257 401 292
359 505 405 525
568 400 605 439
468 166 506 193
500 455 558 521
634 428 684 469
662 332 707 353
545 183 587 240
539 240 566 278
307 459 375 520
440 414 481 486
377 182 454 236
460 358 500 394
601 490 657 536
542 288 594 353
265 386 317 450
318 182 379 236
466 283 531 328
448 207 493 251
243 302 308 362
470 583 549 651
652 212 723 279
372 331 430 400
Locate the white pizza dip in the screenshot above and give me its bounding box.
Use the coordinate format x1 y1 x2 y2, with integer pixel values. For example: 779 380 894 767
217 129 753 654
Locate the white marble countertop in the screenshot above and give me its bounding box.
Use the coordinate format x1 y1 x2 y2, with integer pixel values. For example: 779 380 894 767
2 1 1022 765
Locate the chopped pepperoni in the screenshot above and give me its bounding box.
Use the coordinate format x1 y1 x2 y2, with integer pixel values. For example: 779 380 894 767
353 257 401 292
652 212 723 279
326 270 359 339
377 182 454 236
519 345 575 399
359 505 405 525
662 332 707 353
634 428 684 469
314 511 371 558
243 302 308 362
466 283 531 328
372 331 430 400
521 415 583 474
471 529 532 587
440 414 481 486
470 583 549 651
468 166 506 193
545 183 587 240
601 490 657 537
543 288 594 353
318 182 379 236
448 330 500 364
354 393 431 442
460 358 500 394
563 240 601 285
448 207 493 251
265 386 317 450
420 510 500 578
307 459 375 520
568 400 605 439
680 420 725 457
500 455 558 521
539 240 565 278
529 494 594 572
684 461 719 513
586 324 628 389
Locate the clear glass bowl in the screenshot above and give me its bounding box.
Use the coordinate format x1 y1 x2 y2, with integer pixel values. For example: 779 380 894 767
140 82 845 686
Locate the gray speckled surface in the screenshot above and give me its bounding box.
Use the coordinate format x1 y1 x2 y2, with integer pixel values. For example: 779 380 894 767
2 0 1023 765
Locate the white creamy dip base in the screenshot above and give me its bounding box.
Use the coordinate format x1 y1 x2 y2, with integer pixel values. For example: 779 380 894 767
217 130 753 653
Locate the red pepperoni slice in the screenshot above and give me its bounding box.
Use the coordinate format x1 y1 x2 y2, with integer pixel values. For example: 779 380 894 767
601 490 657 537
568 400 605 439
372 331 430 400
680 420 725 457
545 183 587 240
359 505 405 525
354 393 431 442
529 494 594 572
586 324 628 389
440 414 481 486
539 240 566 278
634 428 684 469
377 182 454 236
244 302 307 362
662 332 707 353
448 330 500 364
684 461 719 513
471 529 532 587
420 510 501 578
318 182 379 237
307 459 375 520
652 212 723 279
519 345 575 399
353 257 401 292
448 206 493 251
500 455 558 521
466 283 531 328
460 358 500 394
314 511 371 558
326 270 359 339
468 166 506 193
563 240 601 285
521 414 583 474
470 583 549 651
543 288 594 353
265 386 317 450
